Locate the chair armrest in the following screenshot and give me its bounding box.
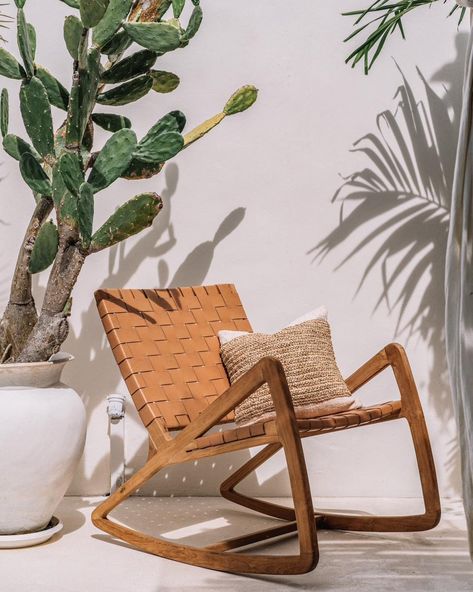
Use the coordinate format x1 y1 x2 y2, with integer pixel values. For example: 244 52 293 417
345 348 390 393
345 342 423 416
171 356 298 455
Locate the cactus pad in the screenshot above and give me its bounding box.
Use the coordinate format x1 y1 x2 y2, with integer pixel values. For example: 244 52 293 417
172 0 185 19
181 5 203 43
3 134 37 161
58 152 84 195
79 47 101 139
17 8 34 79
1 89 8 137
93 0 133 48
19 152 52 196
97 75 153 106
64 15 83 61
92 113 131 132
78 182 94 247
0 48 25 80
101 50 157 84
224 85 258 115
101 29 132 57
20 77 55 158
80 0 110 29
91 192 163 252
27 23 36 60
122 22 181 54
60 0 80 7
134 130 183 164
36 66 70 111
88 128 137 192
29 220 59 274
122 158 164 180
151 70 180 93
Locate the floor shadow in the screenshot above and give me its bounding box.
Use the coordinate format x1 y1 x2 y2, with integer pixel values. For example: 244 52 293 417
308 33 468 496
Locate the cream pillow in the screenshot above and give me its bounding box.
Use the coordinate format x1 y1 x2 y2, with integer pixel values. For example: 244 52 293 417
218 305 328 346
219 316 360 427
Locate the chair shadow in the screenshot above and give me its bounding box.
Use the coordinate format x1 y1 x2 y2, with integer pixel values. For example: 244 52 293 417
308 33 468 497
88 499 472 592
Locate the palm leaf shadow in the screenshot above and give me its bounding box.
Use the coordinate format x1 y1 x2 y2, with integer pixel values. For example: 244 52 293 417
309 62 463 491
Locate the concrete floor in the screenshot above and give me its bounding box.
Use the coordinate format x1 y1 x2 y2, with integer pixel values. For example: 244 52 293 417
1 497 472 592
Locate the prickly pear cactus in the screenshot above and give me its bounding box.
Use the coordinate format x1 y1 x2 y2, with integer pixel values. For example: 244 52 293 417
0 0 258 364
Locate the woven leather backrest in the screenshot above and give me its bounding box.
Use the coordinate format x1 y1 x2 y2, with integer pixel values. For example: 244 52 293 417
95 284 252 431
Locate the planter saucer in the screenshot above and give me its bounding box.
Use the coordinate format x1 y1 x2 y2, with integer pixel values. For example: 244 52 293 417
0 517 63 549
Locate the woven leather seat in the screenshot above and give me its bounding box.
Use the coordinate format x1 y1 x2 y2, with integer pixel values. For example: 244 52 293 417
188 401 402 451
92 283 440 576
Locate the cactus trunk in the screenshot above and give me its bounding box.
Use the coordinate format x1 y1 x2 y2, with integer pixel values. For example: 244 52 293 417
0 196 53 361
16 240 86 362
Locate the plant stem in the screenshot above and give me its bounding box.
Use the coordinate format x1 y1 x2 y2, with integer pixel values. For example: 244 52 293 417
0 196 53 361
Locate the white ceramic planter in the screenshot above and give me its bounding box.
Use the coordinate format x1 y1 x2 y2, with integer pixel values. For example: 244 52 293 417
0 353 86 535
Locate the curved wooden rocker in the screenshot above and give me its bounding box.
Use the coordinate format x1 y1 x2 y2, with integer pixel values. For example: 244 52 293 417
93 284 440 575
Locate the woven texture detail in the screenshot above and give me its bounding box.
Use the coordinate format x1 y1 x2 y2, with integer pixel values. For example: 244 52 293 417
95 284 252 430
221 319 359 427
186 401 402 451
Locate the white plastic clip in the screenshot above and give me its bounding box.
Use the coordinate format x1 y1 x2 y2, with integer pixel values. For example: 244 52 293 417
106 394 126 493
107 394 126 422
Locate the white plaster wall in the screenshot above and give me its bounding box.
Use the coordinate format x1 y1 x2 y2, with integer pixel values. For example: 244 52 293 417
0 0 465 498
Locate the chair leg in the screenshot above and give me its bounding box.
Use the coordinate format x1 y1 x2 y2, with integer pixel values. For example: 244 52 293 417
92 438 318 575
318 411 441 532
220 443 297 521
221 415 440 534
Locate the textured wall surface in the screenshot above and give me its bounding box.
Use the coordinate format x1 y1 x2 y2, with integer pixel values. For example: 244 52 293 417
0 1 466 498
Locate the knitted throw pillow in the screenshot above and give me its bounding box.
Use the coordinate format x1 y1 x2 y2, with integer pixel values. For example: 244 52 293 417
220 318 361 427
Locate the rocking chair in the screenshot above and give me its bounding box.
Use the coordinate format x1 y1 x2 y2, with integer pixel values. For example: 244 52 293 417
92 283 440 575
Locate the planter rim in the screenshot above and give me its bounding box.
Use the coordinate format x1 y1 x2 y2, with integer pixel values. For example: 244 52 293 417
0 352 74 370
0 353 74 388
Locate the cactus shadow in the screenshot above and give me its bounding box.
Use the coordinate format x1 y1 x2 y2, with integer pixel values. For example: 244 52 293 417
62 163 253 494
308 34 468 496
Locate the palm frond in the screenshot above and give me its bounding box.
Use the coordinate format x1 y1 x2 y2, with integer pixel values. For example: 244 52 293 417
309 68 459 452
310 69 454 340
344 0 465 74
0 4 11 42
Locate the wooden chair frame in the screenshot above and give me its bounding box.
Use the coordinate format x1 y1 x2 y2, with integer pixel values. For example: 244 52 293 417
92 285 440 575
92 343 440 575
